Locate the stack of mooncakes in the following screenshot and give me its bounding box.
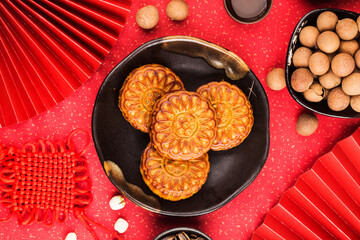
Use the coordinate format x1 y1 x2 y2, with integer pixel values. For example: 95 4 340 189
119 64 254 201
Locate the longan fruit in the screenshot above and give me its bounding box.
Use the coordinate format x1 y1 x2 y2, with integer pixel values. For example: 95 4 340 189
166 0 189 21
319 69 341 89
291 68 314 92
317 11 338 32
136 5 159 30
299 26 320 48
327 87 350 111
317 31 340 53
266 68 286 91
296 113 318 136
309 52 330 76
339 40 359 56
355 49 360 69
331 53 355 77
350 95 360 112
293 47 312 68
342 73 360 96
336 18 358 40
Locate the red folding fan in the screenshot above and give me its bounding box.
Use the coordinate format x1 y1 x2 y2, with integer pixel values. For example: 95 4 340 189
252 127 360 239
0 0 132 127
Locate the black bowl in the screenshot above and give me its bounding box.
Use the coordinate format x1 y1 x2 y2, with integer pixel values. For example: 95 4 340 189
154 227 211 240
223 0 273 24
92 36 270 216
285 8 360 118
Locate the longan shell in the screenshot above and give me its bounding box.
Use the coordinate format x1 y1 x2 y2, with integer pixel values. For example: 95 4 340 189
303 83 327 102
119 64 184 133
140 143 210 201
197 81 254 151
150 91 217 160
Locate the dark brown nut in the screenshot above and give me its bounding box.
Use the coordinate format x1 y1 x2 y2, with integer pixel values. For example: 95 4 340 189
293 47 312 68
331 53 355 77
291 68 314 92
327 87 350 111
296 113 318 136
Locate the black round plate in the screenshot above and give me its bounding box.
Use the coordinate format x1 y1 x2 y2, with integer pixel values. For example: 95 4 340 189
285 8 360 118
92 36 270 217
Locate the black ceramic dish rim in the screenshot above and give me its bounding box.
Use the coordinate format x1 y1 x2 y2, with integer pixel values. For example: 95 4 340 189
223 0 273 24
285 8 360 119
153 227 212 240
92 35 270 217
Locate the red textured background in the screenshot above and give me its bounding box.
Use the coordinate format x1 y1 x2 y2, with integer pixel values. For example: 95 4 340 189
1 0 360 239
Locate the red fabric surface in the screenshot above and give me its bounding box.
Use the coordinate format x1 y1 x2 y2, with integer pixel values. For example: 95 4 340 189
1 0 360 239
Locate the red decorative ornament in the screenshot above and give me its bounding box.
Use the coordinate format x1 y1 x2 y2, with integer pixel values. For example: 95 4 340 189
0 130 123 240
0 0 132 127
252 127 360 239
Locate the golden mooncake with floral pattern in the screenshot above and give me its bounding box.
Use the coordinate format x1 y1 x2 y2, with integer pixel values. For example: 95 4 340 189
197 81 254 151
140 143 210 201
150 91 217 161
119 64 184 132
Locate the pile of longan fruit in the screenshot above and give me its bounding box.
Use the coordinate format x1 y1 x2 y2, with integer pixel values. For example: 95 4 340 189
290 11 360 113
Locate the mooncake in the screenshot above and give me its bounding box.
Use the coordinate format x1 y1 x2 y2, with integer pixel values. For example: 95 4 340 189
197 81 254 151
119 64 184 132
150 91 217 160
140 143 210 201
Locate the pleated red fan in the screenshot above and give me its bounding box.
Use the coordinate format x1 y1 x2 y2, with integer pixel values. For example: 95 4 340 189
0 0 132 127
252 128 360 240
0 130 124 240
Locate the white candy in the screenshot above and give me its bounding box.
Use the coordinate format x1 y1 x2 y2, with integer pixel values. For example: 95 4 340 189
65 232 77 240
114 218 129 234
109 195 126 210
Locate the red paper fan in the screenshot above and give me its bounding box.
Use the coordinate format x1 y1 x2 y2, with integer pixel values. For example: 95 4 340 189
0 0 132 127
252 128 360 239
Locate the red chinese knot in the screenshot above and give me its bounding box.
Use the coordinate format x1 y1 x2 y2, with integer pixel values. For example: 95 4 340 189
0 130 123 240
